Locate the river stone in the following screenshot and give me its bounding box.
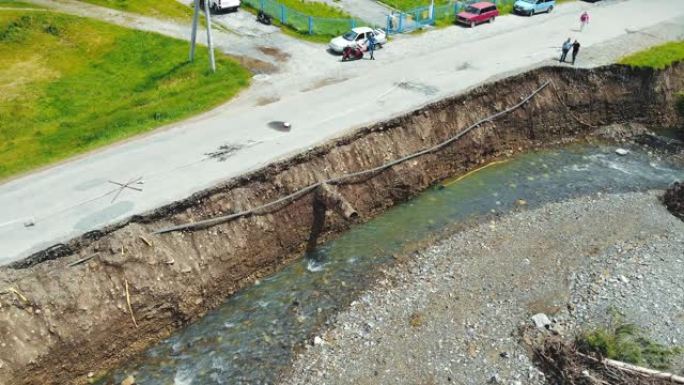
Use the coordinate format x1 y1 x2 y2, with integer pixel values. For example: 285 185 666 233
531 313 551 329
664 182 684 220
615 148 629 156
121 375 136 385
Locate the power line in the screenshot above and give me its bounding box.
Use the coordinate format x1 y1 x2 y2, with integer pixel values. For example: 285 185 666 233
154 81 551 234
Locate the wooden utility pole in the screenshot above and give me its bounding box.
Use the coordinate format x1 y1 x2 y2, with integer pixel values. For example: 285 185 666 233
188 0 216 73
203 0 216 72
189 0 200 61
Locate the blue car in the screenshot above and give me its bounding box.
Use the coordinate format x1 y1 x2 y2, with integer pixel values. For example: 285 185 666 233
513 0 555 16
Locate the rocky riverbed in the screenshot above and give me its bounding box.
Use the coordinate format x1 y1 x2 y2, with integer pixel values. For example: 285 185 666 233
282 190 684 385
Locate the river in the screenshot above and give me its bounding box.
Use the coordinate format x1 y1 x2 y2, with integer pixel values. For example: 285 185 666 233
101 142 683 385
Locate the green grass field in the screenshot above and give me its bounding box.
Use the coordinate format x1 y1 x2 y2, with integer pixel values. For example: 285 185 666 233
619 40 684 70
380 0 449 12
0 0 41 8
242 0 357 40
78 0 194 20
0 10 250 180
276 0 351 17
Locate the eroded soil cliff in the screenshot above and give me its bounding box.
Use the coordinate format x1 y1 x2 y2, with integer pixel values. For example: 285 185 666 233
0 63 682 385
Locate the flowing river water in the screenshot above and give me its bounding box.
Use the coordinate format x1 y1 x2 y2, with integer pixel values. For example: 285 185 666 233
102 142 683 385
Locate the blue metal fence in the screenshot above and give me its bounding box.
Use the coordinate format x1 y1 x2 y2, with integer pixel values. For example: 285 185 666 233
242 0 516 36
386 0 516 34
242 0 366 35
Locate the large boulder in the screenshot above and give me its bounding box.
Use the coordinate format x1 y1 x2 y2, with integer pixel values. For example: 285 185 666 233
664 182 684 220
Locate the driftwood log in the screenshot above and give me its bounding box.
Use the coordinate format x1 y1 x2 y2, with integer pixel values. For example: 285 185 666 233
535 336 684 385
579 353 684 384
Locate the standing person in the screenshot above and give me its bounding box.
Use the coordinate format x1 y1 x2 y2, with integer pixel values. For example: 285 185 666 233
367 32 376 60
560 38 571 63
571 39 581 65
580 11 589 31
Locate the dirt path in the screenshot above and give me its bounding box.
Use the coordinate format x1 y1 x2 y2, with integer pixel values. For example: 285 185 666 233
21 0 337 100
22 0 319 67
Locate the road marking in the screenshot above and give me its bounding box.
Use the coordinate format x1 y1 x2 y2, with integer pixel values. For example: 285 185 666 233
108 177 144 203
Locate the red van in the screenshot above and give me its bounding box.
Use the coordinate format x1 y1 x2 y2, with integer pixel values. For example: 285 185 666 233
456 2 499 27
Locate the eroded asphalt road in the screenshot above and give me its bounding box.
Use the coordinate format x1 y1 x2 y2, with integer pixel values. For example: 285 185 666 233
2 0 684 263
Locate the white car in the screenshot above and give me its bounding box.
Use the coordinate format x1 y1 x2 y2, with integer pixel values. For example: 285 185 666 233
206 0 240 13
329 27 387 53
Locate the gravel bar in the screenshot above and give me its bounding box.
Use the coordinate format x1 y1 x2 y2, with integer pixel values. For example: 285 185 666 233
283 190 684 385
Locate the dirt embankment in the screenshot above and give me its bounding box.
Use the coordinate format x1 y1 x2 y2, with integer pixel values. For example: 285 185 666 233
0 63 682 385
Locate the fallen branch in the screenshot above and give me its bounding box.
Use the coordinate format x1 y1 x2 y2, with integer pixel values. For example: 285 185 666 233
139 236 153 247
581 369 613 385
0 287 29 305
124 279 138 328
578 353 684 384
68 254 98 267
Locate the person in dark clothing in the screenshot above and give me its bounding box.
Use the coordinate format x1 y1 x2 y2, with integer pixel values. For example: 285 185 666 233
367 33 376 60
571 40 581 65
560 37 571 62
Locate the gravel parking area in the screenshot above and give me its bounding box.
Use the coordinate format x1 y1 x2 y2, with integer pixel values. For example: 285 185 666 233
283 190 684 385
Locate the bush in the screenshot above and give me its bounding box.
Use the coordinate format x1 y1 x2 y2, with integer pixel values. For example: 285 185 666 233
42 23 59 36
0 15 32 42
578 323 682 370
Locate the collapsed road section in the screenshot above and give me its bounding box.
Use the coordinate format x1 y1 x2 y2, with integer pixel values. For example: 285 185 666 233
0 63 682 385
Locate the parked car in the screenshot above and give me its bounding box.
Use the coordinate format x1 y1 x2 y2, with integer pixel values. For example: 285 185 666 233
456 2 499 27
206 0 240 13
513 0 555 16
329 27 387 53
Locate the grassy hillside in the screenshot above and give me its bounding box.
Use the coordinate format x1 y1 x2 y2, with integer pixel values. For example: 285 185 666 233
0 0 42 8
619 40 684 69
380 0 449 12
275 0 351 17
79 0 194 20
0 10 250 180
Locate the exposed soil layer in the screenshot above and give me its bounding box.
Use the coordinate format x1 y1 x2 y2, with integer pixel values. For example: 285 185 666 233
1 63 683 385
663 181 684 220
